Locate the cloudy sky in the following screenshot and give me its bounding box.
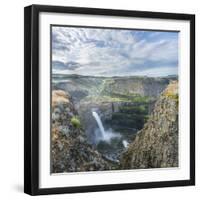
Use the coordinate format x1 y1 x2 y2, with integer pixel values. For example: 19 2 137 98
52 26 178 77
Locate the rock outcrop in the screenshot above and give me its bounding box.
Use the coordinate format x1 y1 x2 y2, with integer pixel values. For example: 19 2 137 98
51 90 111 173
121 81 179 169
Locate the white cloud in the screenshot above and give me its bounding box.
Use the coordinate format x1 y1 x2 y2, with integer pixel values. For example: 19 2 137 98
52 27 178 77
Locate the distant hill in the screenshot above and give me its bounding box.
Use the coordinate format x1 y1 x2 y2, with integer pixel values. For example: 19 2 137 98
52 74 177 103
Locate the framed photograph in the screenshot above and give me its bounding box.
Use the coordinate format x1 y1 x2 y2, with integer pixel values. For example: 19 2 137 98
24 4 195 195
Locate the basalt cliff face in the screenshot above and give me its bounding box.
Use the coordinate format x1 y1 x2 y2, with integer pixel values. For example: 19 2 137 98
121 81 178 169
51 90 110 173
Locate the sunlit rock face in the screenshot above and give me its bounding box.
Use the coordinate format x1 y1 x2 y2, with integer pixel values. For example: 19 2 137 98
121 81 178 169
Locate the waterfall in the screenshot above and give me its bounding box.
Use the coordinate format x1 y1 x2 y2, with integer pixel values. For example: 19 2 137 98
92 111 106 140
122 140 129 148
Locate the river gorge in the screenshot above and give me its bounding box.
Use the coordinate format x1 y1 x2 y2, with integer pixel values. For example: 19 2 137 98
51 74 178 173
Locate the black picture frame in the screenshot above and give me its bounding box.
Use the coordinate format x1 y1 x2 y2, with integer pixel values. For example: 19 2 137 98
24 4 195 196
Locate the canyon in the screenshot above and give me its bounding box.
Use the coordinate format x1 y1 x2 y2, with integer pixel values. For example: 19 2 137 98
51 74 178 173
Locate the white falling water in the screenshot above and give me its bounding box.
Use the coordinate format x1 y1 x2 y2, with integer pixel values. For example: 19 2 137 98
92 111 106 140
122 140 129 148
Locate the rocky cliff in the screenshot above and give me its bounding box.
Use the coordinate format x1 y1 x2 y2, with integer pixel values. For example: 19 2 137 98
121 81 178 169
51 90 111 173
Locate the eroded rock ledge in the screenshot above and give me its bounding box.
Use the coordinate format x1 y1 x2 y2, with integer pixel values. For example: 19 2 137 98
51 90 111 173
